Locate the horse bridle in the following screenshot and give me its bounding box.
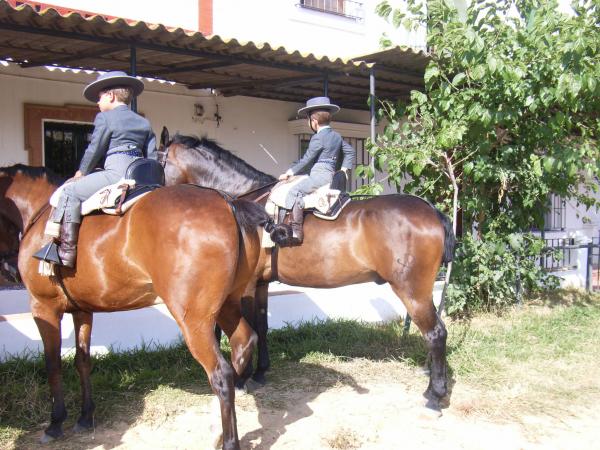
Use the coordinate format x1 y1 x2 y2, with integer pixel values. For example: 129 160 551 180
157 144 170 168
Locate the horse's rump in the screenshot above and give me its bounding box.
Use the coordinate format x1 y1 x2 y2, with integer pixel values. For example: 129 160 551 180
273 194 452 287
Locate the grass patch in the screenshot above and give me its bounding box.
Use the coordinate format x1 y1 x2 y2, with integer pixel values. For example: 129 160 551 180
445 290 600 420
1 290 599 448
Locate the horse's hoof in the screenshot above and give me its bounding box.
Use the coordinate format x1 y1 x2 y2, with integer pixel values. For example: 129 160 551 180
73 421 94 433
424 397 442 414
209 421 223 449
210 431 223 450
40 432 61 444
422 387 444 415
244 378 263 393
251 372 267 386
419 403 443 420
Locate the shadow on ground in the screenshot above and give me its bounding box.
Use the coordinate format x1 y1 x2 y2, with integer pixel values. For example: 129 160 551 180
3 318 455 449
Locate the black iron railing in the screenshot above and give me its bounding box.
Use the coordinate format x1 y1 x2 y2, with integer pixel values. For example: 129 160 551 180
541 237 578 271
298 0 364 21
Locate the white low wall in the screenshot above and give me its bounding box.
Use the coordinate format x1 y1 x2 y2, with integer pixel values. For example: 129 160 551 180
0 282 443 362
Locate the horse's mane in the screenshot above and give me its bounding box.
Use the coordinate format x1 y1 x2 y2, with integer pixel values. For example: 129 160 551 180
0 164 64 186
170 134 276 184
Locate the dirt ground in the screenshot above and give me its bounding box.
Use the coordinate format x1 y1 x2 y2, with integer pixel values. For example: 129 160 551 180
15 361 600 450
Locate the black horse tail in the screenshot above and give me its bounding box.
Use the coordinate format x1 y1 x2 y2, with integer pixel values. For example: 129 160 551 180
436 210 456 264
230 199 288 246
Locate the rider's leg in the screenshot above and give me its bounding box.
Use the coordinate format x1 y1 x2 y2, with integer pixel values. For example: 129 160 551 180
52 170 121 267
282 166 333 246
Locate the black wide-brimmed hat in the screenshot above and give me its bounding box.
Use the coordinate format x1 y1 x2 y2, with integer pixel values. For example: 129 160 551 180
297 96 340 117
83 71 144 102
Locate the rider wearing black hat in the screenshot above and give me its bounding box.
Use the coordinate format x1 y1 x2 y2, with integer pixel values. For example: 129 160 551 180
35 71 156 268
278 96 355 245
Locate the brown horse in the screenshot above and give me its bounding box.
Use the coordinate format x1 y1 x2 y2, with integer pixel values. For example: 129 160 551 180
161 132 455 409
0 164 278 449
0 213 20 284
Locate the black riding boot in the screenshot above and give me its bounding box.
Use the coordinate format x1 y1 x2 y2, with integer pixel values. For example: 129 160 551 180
58 221 80 268
289 201 305 245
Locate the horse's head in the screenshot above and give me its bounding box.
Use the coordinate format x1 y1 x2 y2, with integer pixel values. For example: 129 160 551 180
0 164 61 231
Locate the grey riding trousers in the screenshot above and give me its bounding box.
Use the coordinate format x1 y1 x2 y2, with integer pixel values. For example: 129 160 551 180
51 154 140 224
284 162 334 209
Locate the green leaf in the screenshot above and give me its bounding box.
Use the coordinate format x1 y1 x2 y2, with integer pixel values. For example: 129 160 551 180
452 72 466 87
486 55 498 74
533 158 542 176
464 161 474 175
543 157 556 172
470 65 486 80
424 65 440 84
413 162 425 176
375 1 392 19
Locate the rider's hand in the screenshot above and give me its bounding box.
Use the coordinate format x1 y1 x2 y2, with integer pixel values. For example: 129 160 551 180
74 170 83 179
279 170 293 181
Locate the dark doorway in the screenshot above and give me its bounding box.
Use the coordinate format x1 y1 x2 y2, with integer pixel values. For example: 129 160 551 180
44 121 94 177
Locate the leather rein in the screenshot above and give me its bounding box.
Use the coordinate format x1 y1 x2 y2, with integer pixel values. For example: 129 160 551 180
235 181 281 282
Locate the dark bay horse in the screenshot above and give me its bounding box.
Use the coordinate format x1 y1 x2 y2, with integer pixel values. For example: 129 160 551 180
0 164 275 450
0 213 20 283
162 133 455 409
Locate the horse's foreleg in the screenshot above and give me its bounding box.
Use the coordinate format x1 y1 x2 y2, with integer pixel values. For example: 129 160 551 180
252 281 270 385
33 307 67 443
391 284 448 409
217 295 257 390
72 311 95 432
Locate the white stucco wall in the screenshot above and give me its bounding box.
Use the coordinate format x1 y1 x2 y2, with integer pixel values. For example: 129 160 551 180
213 0 426 58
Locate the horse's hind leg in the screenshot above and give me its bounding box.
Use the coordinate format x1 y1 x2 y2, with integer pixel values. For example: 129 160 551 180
72 311 95 432
168 302 239 450
252 281 270 385
32 304 67 442
390 283 448 409
217 294 257 390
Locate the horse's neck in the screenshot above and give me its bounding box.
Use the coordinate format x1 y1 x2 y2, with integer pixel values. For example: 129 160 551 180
193 148 274 196
6 176 55 231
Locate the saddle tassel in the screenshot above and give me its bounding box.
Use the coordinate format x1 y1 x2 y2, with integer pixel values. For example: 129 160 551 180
38 260 55 276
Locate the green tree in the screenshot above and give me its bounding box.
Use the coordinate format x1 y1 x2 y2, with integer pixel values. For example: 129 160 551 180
372 0 600 313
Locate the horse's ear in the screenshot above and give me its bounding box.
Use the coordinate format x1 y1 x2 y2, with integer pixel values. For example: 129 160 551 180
160 126 170 148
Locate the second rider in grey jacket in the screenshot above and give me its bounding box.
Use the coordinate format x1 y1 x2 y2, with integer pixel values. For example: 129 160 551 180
278 96 355 245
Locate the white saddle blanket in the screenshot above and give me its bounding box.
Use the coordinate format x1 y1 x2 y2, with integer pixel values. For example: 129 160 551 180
266 176 341 216
50 179 149 216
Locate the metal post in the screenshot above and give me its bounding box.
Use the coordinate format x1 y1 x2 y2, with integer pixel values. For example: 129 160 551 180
586 241 593 292
323 72 329 97
515 255 522 305
369 65 376 173
130 45 137 113
402 314 411 337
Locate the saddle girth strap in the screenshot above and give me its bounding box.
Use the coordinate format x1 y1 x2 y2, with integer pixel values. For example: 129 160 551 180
55 266 92 313
270 245 279 282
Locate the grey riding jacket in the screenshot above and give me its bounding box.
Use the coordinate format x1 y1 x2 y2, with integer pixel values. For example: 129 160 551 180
79 105 157 175
50 105 156 224
289 127 355 176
